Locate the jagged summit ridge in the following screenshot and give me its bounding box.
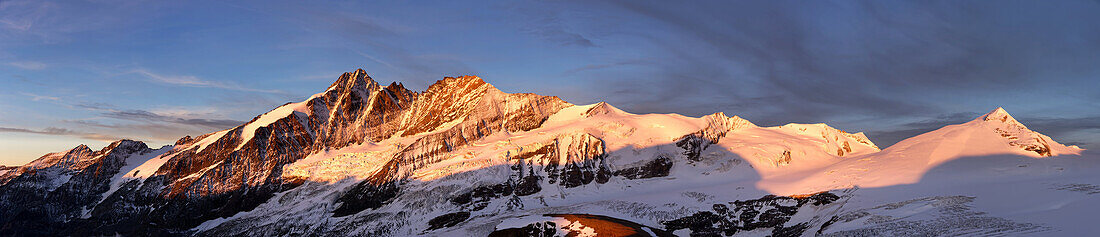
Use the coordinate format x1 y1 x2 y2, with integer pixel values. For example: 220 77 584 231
327 68 380 93
119 69 571 198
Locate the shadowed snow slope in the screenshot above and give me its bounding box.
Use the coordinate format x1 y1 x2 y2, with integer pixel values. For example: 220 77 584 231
0 69 1096 236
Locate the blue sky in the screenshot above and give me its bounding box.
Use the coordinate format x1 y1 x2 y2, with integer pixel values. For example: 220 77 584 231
2 0 1099 165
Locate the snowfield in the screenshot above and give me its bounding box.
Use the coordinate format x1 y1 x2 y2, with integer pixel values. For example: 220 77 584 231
187 104 1100 236
2 70 1096 237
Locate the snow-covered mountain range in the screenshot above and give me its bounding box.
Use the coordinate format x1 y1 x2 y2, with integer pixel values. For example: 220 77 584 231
1 69 1096 236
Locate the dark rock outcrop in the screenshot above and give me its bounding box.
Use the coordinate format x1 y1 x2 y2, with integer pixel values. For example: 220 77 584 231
677 113 755 161
427 211 470 230
662 192 840 236
450 183 514 211
614 155 674 180
333 181 400 217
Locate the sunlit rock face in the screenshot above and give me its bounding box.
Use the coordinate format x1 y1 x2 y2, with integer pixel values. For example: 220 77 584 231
157 70 570 194
0 69 1092 236
0 69 575 234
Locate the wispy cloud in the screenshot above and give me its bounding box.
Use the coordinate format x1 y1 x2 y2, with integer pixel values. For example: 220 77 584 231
20 92 60 102
0 18 32 31
65 119 214 143
0 0 50 32
511 3 597 48
0 0 158 44
0 126 77 135
563 59 653 75
130 69 285 94
865 112 980 147
0 126 122 142
526 23 595 48
354 51 398 70
1023 116 1100 148
558 0 1100 128
7 61 46 70
56 102 251 144
76 102 244 129
105 110 243 129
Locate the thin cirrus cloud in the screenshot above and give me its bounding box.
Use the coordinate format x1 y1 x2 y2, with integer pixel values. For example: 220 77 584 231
0 102 246 146
102 110 243 129
20 92 60 102
75 102 244 130
38 102 250 145
7 61 46 70
0 126 121 142
130 69 286 94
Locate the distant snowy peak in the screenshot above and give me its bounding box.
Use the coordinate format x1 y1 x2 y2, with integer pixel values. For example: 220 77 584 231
582 102 630 117
881 107 1080 162
0 139 154 187
776 123 881 152
0 166 14 179
980 107 1025 128
21 140 147 172
976 107 1081 157
22 144 94 171
765 108 1088 194
706 112 757 130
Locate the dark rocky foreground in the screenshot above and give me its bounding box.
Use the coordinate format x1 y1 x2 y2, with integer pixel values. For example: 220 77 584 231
662 192 840 237
489 214 676 237
481 192 840 237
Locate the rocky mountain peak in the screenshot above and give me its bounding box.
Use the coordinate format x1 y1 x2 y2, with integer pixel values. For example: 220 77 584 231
705 112 757 131
328 68 380 95
72 144 92 154
583 102 626 117
101 139 149 155
175 135 194 145
381 81 414 101
58 144 94 162
425 75 494 95
384 81 406 91
442 75 485 84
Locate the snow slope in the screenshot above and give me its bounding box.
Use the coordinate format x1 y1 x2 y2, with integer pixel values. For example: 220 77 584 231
760 108 1084 195
192 102 914 236
236 101 313 151
3 70 1097 236
209 104 1092 236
